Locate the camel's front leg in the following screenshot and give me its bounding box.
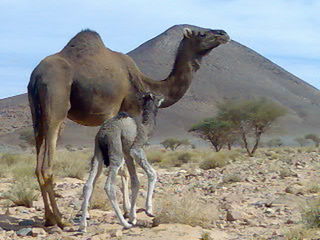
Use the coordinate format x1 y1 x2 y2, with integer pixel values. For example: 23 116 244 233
130 148 157 217
105 158 132 229
80 155 103 232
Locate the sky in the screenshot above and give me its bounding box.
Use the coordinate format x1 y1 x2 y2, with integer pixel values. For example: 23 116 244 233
0 0 319 99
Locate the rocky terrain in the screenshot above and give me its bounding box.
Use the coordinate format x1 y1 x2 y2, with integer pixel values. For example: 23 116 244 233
0 147 319 239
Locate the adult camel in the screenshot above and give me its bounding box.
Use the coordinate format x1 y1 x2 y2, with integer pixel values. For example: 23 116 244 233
27 27 230 228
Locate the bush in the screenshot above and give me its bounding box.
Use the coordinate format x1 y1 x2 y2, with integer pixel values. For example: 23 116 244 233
302 198 320 228
222 173 242 184
89 179 112 211
146 150 165 164
2 178 39 208
53 150 91 180
19 128 35 145
1 153 21 167
159 150 201 168
155 192 218 228
199 152 230 170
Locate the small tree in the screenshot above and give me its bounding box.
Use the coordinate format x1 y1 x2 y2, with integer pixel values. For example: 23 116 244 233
160 138 190 151
294 137 309 147
305 134 320 147
266 138 283 148
189 118 233 152
218 98 286 156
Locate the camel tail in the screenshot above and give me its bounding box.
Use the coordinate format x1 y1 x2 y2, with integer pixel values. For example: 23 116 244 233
27 71 43 140
98 140 110 167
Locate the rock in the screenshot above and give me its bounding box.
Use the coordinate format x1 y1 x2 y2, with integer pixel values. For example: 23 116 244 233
19 219 35 226
46 226 63 234
109 229 123 238
91 233 110 240
16 227 32 236
152 217 161 227
226 210 242 221
32 228 47 237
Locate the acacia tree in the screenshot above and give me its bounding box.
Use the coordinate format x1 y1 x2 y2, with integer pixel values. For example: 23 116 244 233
294 137 309 147
160 138 190 151
218 98 286 156
305 134 320 147
189 117 233 152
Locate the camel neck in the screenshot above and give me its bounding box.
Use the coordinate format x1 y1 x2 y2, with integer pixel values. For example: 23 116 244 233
141 39 196 108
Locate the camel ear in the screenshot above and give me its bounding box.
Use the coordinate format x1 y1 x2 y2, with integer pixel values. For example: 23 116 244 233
183 28 193 38
157 98 164 107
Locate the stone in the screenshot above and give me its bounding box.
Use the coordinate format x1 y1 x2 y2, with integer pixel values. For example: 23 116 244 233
32 228 47 237
46 226 63 234
19 219 35 226
16 227 33 236
226 210 242 221
109 229 123 238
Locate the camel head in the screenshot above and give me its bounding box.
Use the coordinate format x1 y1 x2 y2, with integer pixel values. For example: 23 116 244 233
141 92 164 108
183 27 230 56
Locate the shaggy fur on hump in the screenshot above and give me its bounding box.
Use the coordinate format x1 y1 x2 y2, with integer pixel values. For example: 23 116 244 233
61 29 106 55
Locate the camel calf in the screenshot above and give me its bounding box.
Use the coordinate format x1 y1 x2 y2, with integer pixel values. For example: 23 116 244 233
80 93 163 230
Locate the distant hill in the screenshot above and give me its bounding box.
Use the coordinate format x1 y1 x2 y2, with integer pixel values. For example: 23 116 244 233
1 24 320 149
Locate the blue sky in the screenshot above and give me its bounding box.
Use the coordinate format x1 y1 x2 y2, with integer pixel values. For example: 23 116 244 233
0 0 319 99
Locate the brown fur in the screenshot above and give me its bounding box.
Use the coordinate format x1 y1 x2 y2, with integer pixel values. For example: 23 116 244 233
27 27 230 227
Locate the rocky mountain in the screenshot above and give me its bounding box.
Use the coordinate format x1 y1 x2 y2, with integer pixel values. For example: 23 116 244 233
1 24 320 148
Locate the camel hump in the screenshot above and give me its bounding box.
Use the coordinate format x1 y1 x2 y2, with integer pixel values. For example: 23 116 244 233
61 29 106 55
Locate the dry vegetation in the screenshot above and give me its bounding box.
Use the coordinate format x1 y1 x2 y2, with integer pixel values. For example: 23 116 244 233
0 146 319 239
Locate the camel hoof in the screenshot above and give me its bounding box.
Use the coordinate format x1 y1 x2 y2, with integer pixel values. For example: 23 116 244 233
79 226 87 233
122 222 133 229
146 211 155 218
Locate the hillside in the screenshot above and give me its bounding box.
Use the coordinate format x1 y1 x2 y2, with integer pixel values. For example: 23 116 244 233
1 24 320 148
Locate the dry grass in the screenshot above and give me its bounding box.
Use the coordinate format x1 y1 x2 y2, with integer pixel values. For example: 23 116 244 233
89 177 112 211
1 177 39 208
222 173 242 184
199 151 234 170
200 232 213 240
285 226 310 240
154 192 219 228
302 198 320 228
53 150 91 180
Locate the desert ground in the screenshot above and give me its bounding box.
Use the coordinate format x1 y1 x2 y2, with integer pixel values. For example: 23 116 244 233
0 146 319 240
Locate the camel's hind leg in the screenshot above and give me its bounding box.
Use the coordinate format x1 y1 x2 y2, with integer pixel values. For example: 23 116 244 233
28 56 72 228
80 147 103 232
104 134 132 229
125 155 140 225
119 166 131 218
